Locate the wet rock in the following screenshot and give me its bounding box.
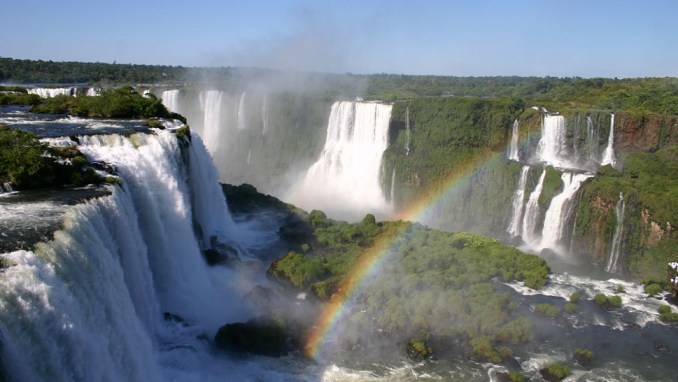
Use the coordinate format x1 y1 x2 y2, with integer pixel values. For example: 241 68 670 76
214 317 291 357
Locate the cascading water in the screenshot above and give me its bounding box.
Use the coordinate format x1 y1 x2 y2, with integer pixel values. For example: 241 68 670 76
535 114 569 168
390 167 397 203
161 90 180 113
0 130 260 381
289 101 392 221
237 92 247 130
200 90 223 155
606 192 625 273
586 116 599 163
601 113 616 167
540 172 594 253
26 87 74 98
507 166 530 238
521 169 546 247
405 106 411 156
508 119 520 161
261 94 269 135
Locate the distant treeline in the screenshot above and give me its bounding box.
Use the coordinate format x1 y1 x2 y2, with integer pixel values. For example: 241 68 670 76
2 57 678 114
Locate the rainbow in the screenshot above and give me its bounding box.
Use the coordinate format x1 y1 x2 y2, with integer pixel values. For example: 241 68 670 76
303 149 501 360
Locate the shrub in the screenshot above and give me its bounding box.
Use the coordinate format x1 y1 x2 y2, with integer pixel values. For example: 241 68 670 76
658 305 672 315
507 371 525 382
574 348 594 367
569 291 582 303
644 283 663 296
594 293 608 305
564 302 578 314
535 303 560 318
607 295 623 308
541 362 571 381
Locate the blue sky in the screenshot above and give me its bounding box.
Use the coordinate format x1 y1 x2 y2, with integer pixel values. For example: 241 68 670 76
2 0 677 77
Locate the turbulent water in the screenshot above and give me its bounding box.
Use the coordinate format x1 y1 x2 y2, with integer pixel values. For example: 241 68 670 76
1 98 674 381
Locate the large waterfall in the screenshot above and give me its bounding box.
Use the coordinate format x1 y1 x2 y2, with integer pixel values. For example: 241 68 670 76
200 90 224 155
601 113 616 167
521 169 546 247
0 131 256 381
507 166 530 238
535 114 569 167
289 101 393 221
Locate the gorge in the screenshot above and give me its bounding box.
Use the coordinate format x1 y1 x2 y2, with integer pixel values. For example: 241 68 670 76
0 76 677 381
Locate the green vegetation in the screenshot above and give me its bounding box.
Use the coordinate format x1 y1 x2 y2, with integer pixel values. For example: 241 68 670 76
644 283 664 296
0 125 102 189
405 339 432 361
658 305 678 322
564 302 578 314
574 348 594 367
534 303 560 318
269 213 549 362
593 293 623 308
569 292 582 303
30 86 173 119
506 371 525 382
540 362 571 382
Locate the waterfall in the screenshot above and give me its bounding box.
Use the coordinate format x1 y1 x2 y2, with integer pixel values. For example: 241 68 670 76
606 192 625 273
290 101 392 220
200 90 223 155
540 172 594 253
87 87 99 97
390 167 397 203
405 106 411 156
586 116 599 163
247 148 252 165
535 114 569 167
237 92 247 130
601 114 616 167
161 90 180 113
76 132 244 327
521 169 546 247
508 119 520 161
261 94 269 135
507 166 530 237
26 87 74 98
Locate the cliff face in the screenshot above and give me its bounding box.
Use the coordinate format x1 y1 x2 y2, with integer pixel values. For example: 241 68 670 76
385 98 677 280
617 113 678 153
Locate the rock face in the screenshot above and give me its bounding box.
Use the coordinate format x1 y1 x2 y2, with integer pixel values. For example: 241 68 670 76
213 317 290 357
617 113 678 153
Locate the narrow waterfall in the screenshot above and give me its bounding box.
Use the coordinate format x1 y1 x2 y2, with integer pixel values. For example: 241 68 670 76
290 101 393 220
261 94 269 135
507 166 530 237
508 119 520 161
0 131 246 381
540 172 594 253
237 92 247 130
390 167 397 203
606 192 625 273
247 148 252 165
161 89 180 113
87 87 99 97
586 116 599 162
601 113 616 167
405 106 411 155
535 114 569 167
521 169 546 247
200 90 223 155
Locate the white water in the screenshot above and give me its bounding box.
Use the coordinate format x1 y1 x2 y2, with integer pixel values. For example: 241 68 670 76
507 166 530 238
405 106 411 156
27 87 74 98
508 119 520 161
540 172 594 254
237 92 247 130
521 169 546 247
389 167 397 203
200 90 223 155
601 113 616 167
0 130 279 381
535 114 569 168
161 89 180 113
289 101 393 221
586 116 599 162
261 94 269 135
606 192 625 273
